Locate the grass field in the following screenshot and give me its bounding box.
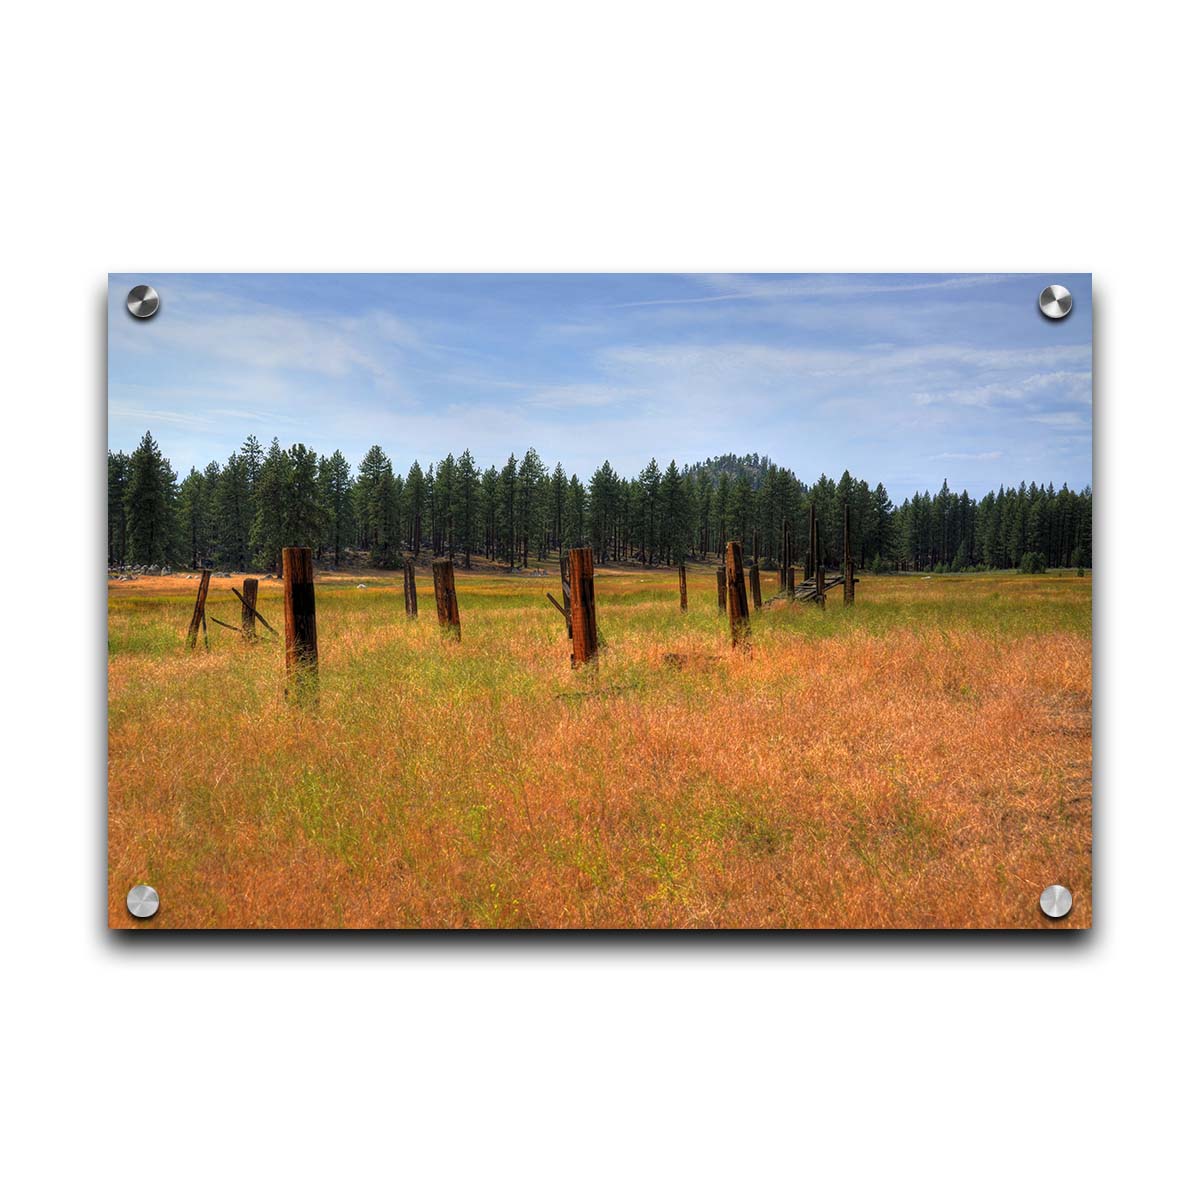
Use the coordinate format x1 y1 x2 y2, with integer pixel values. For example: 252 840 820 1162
108 565 1091 929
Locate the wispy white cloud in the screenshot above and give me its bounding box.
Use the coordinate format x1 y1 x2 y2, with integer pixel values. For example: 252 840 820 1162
610 273 1020 309
1029 411 1089 428
932 450 1003 461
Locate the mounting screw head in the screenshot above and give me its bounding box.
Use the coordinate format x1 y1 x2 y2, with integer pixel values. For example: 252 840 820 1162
1038 284 1072 320
126 284 160 320
1039 884 1072 920
126 884 160 919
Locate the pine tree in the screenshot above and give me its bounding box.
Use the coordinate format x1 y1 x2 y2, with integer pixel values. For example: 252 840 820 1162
285 443 325 552
454 450 480 567
107 450 130 566
124 431 176 566
549 462 568 551
566 473 586 548
479 465 499 560
177 467 209 568
250 438 289 572
355 445 394 563
499 454 518 568
317 450 353 566
517 448 546 567
432 454 457 558
214 452 252 569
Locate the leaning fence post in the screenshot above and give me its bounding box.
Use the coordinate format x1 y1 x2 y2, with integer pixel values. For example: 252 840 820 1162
725 541 751 649
749 562 762 610
403 558 418 618
432 558 461 640
567 546 598 668
678 559 688 611
559 554 572 639
282 547 318 705
716 565 727 613
186 569 211 650
240 577 258 639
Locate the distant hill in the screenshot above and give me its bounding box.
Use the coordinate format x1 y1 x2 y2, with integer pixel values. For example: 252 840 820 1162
681 453 778 489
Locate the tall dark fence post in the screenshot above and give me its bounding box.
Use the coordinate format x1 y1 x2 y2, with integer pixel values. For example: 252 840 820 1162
240 577 258 639
403 558 418 618
780 519 791 593
432 558 461 640
282 547 318 705
716 565 727 614
749 562 762 610
567 546 598 668
725 542 750 649
678 560 688 612
186 570 211 650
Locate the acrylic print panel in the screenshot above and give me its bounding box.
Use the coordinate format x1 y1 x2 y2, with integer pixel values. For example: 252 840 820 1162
107 273 1093 930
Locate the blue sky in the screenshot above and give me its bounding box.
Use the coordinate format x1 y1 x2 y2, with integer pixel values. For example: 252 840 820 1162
108 272 1091 497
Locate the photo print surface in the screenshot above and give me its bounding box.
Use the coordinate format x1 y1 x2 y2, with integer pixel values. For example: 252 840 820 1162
107 273 1092 929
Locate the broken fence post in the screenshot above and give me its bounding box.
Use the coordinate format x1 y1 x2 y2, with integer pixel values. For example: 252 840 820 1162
231 585 277 635
432 557 461 640
567 546 598 668
678 559 688 612
240 577 258 639
282 547 318 705
186 569 211 650
749 562 762 610
725 541 751 649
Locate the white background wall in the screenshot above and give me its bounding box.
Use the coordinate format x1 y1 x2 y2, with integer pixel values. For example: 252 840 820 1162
3 3 1195 1195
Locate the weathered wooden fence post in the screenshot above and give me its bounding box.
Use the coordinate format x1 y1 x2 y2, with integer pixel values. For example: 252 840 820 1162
678 559 688 611
567 546 598 668
240 577 258 639
749 562 762 610
716 565 727 613
186 569 211 650
843 503 855 606
403 558 418 618
432 558 461 640
780 519 791 593
558 555 573 639
282 547 318 704
725 541 751 649
807 505 817 581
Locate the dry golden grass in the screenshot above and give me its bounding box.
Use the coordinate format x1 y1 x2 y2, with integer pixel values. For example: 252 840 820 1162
108 567 1091 929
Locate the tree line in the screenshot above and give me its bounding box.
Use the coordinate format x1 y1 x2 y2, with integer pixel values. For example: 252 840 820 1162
109 433 1093 574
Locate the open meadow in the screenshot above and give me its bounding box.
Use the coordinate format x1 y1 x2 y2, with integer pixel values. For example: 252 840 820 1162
108 567 1091 929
